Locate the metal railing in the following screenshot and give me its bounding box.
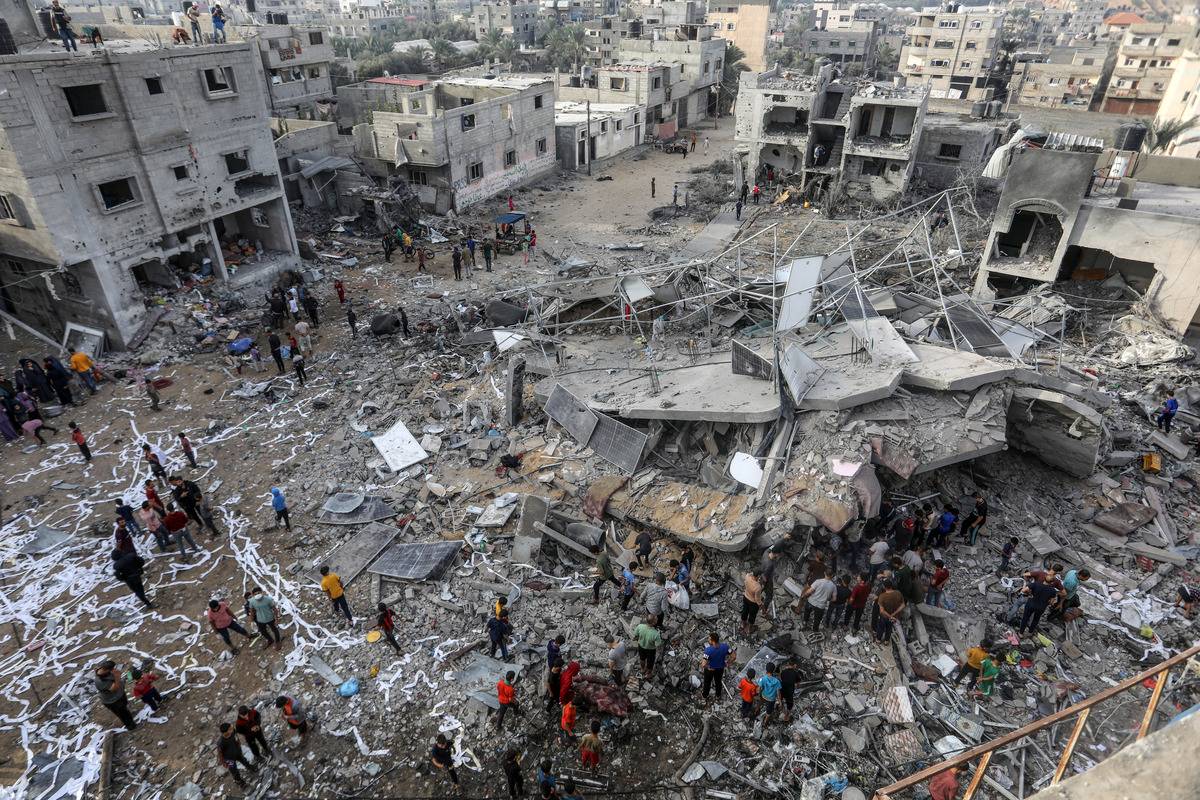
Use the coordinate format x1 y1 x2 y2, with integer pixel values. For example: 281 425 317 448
873 642 1200 800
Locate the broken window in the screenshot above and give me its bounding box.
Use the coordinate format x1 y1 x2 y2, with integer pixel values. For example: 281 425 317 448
536 137 547 154
63 84 108 117
461 114 476 131
600 120 608 132
1168 38 1181 46
505 149 517 167
610 76 627 90
173 164 189 180
0 195 16 222
145 77 164 95
203 67 237 96
934 39 954 48
97 177 138 210
224 150 250 175
860 160 884 176
308 31 324 45
309 67 322 79
652 76 662 89
408 169 428 185
616 120 623 131
467 162 483 181
534 94 544 109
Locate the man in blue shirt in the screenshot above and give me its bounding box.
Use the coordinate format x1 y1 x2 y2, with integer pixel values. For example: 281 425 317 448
621 565 636 611
1051 568 1090 621
701 632 735 703
756 663 782 722
672 558 690 590
211 3 227 42
933 504 957 547
1158 391 1180 433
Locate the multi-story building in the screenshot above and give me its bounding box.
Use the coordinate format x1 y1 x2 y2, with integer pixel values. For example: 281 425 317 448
336 75 432 130
1062 0 1106 38
556 62 682 135
899 5 1005 101
0 38 299 349
1153 31 1200 158
735 65 930 203
706 0 772 72
1102 23 1190 115
352 76 556 212
238 24 335 120
554 101 646 169
1007 42 1112 108
540 0 618 22
472 1 539 45
583 16 644 66
804 24 879 71
615 23 727 128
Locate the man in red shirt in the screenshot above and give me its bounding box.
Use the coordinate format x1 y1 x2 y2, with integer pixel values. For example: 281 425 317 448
163 505 200 557
929 766 960 800
495 670 521 730
845 572 872 631
70 422 91 463
235 705 271 761
207 598 255 654
926 559 951 608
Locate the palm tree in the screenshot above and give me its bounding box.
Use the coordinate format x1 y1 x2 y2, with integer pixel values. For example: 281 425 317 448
544 24 588 72
875 42 896 73
719 44 750 116
1144 116 1200 154
496 37 522 69
478 29 507 61
429 38 458 70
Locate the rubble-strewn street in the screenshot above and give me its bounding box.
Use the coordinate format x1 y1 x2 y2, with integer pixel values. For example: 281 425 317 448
4 107 1200 800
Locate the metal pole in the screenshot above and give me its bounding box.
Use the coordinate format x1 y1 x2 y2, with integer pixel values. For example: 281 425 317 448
586 100 592 177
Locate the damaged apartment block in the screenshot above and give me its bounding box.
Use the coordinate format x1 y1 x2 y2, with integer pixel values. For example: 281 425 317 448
0 41 301 349
351 76 557 214
735 65 930 204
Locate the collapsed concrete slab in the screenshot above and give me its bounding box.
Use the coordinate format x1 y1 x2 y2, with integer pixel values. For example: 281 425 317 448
1007 387 1105 478
902 342 1015 391
605 481 761 551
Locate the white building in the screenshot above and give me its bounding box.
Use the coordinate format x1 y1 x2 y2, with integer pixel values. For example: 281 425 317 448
898 4 1005 101
554 101 645 169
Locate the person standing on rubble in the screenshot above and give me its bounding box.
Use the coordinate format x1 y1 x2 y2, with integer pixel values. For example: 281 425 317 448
372 602 402 653
502 749 524 798
482 238 495 273
247 587 283 651
169 475 205 531
139 502 169 551
1018 573 1058 637
740 569 764 636
874 579 905 643
751 184 761 204
607 633 627 686
334 279 346 304
320 565 354 624
999 536 1018 575
70 422 92 463
760 547 780 612
926 559 951 608
465 235 477 269
112 548 153 608
1157 390 1180 432
346 303 358 338
92 660 137 730
452 245 463 281
382 232 395 262
736 199 743 221
590 545 620 604
292 350 307 387
701 632 734 704
1054 567 1091 621
634 529 653 568
217 722 257 788
417 245 428 274
114 498 142 535
845 572 871 631
487 609 512 660
634 616 662 679
559 693 578 745
868 537 890 582
431 734 461 792
236 705 271 762
954 637 992 691
738 669 759 720
645 572 669 630
276 695 309 745
961 492 988 546
779 657 800 722
268 331 285 374
799 568 837 631
757 663 782 724
303 293 320 327
270 487 291 531
294 319 312 356
620 562 637 611
287 292 301 322
546 656 563 712
579 719 603 771
177 432 198 469
495 670 522 729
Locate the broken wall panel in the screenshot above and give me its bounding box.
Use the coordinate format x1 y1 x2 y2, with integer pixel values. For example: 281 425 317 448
368 540 463 581
370 419 429 472
1006 387 1105 478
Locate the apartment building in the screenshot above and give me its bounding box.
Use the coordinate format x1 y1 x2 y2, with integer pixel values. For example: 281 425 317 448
472 1 539 45
0 40 299 349
805 24 879 70
352 76 556 212
735 65 930 203
336 76 432 130
1102 23 1190 115
1008 42 1112 108
1153 31 1200 158
898 4 1005 101
615 23 727 128
554 101 646 169
239 24 335 119
540 0 617 22
1062 0 1107 38
706 0 772 72
583 16 644 66
556 62 682 135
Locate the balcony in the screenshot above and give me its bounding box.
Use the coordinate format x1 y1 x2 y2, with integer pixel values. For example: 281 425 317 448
762 122 809 143
845 134 913 158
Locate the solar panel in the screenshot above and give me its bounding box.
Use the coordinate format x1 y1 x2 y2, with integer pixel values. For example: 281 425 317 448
545 383 600 443
731 340 773 380
945 303 1007 354
587 413 648 474
368 540 462 581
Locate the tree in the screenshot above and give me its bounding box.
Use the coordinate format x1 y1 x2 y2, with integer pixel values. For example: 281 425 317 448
429 38 460 70
875 41 897 73
543 23 588 72
1144 116 1200 153
477 29 507 61
719 44 750 115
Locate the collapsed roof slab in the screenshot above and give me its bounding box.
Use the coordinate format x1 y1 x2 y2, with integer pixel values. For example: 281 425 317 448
533 338 781 423
1007 387 1105 478
902 343 1016 392
605 480 762 551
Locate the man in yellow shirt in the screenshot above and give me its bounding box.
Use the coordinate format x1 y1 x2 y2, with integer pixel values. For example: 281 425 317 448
69 350 98 394
319 565 353 624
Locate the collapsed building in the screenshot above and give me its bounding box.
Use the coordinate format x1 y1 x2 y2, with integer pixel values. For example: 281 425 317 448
0 37 301 350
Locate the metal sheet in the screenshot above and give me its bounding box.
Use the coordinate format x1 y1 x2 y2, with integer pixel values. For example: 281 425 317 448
368 540 462 581
731 340 773 381
305 521 401 586
315 496 398 525
619 275 655 304
545 383 600 443
370 418 429 472
779 344 824 405
945 302 1007 354
777 255 824 331
322 492 365 514
18 525 74 555
475 503 517 528
735 644 784 682
587 413 648 474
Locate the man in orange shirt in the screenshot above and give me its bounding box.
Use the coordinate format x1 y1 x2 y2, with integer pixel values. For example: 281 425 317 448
929 766 961 800
738 668 759 719
560 695 577 745
495 670 521 730
69 350 97 394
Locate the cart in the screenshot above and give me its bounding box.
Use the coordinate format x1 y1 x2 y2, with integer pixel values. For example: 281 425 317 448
493 211 531 255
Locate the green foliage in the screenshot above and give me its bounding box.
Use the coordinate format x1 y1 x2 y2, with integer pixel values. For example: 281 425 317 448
540 21 589 71
1144 116 1200 153
331 20 475 61
719 44 750 115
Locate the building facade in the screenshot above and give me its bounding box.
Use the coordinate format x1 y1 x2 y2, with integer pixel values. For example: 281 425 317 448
706 0 772 72
1153 32 1200 158
1007 43 1112 108
472 2 539 45
352 76 556 212
615 23 727 128
1102 23 1190 115
0 41 299 349
804 25 879 70
241 24 336 119
554 101 645 169
898 5 1005 101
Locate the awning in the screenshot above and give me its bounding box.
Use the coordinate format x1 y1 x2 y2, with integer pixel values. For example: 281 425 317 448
495 212 526 224
299 156 356 179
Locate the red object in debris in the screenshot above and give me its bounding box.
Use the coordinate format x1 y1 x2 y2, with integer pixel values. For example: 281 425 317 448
1142 677 1159 690
1136 556 1156 572
151 377 173 390
571 674 632 718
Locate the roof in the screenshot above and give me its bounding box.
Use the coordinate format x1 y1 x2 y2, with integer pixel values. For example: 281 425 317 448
1104 12 1145 26
298 156 357 179
367 77 430 87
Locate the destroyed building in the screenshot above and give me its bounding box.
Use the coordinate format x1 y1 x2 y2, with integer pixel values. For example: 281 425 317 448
0 38 300 349
239 23 336 120
335 75 432 132
555 61 689 138
608 22 727 126
352 75 557 213
735 65 930 203
914 111 1017 190
974 144 1200 337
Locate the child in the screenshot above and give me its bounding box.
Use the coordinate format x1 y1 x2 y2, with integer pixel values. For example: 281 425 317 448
579 719 602 770
976 655 1001 697
70 422 91 463
130 663 163 711
954 638 992 690
559 695 577 745
757 663 782 723
249 345 264 372
926 559 950 608
999 536 1018 574
178 431 197 468
738 668 759 720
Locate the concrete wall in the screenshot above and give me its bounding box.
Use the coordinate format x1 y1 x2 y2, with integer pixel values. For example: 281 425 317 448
915 113 1010 188
554 106 643 170
1154 39 1200 158
0 43 296 346
708 0 770 71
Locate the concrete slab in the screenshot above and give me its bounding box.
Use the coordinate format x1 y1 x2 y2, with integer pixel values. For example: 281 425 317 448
1008 387 1105 478
1093 503 1156 536
1148 430 1191 460
902 342 1016 391
606 480 759 551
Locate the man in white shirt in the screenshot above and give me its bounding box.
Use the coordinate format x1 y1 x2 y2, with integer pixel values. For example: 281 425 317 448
902 547 923 573
868 538 890 582
800 568 838 631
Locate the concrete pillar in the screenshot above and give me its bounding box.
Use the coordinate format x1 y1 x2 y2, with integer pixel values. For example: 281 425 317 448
207 220 229 281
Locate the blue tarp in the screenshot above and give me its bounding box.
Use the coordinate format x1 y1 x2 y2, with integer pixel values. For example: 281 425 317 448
495 212 526 225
